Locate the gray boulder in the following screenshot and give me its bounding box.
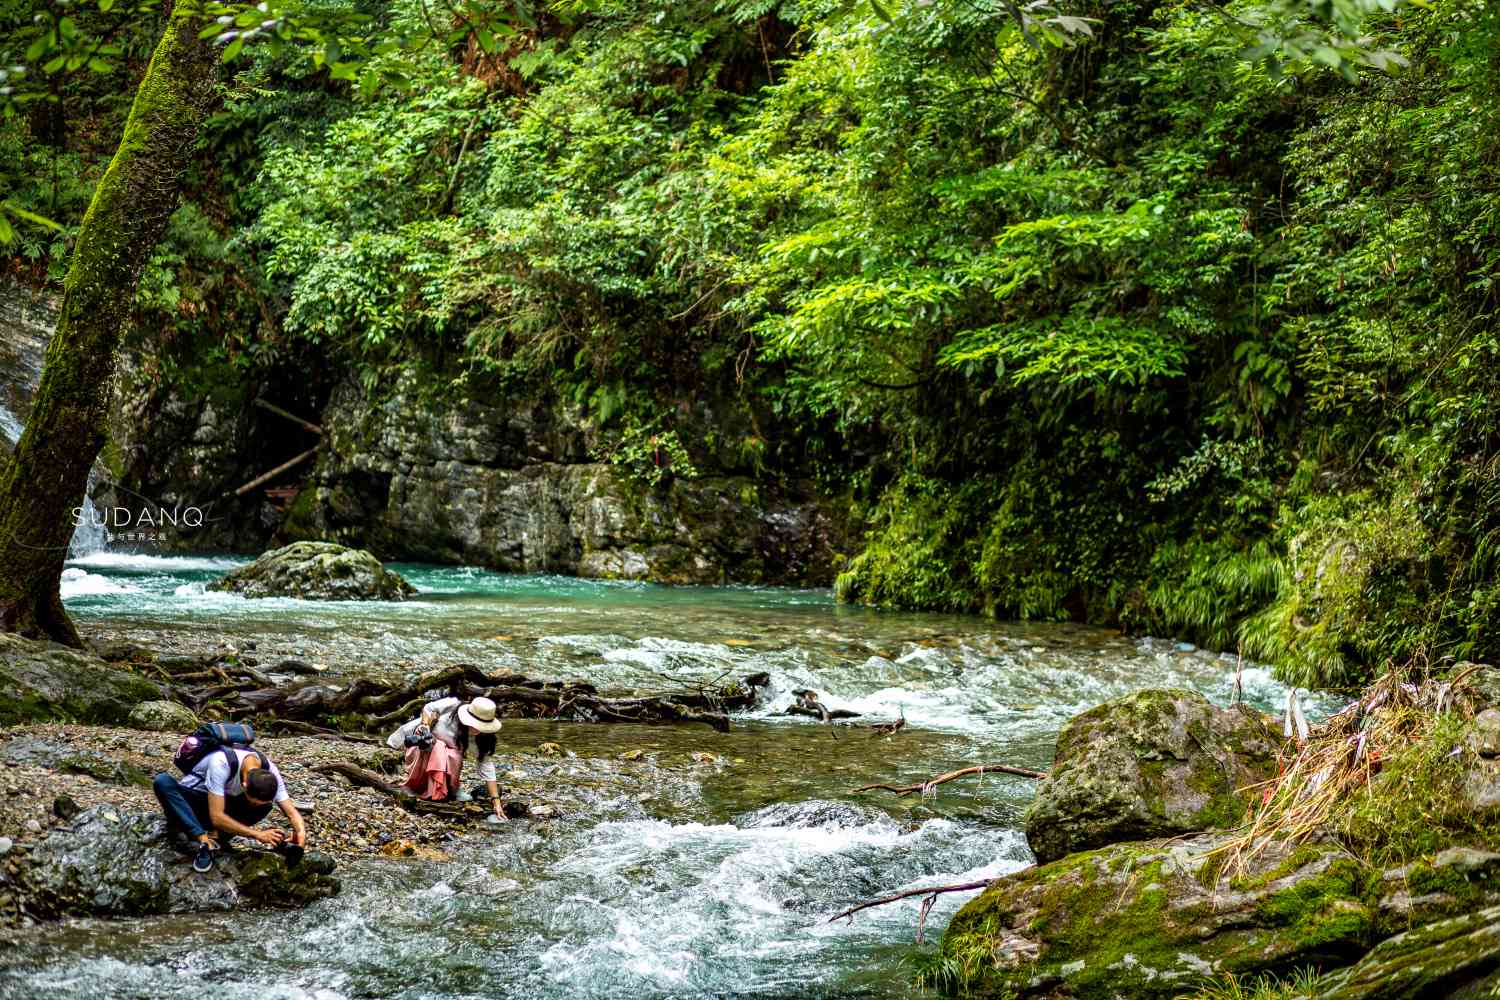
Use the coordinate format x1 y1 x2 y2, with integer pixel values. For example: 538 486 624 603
1025 688 1280 863
0 633 162 726
9 805 337 919
128 699 199 732
208 541 416 600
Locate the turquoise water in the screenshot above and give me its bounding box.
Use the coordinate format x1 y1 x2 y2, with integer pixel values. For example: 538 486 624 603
1 554 1324 998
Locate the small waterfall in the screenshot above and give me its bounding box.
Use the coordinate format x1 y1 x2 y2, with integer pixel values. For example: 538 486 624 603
0 399 108 557
0 402 21 445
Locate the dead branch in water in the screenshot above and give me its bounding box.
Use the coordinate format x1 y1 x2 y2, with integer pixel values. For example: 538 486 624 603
828 879 998 942
853 762 1046 797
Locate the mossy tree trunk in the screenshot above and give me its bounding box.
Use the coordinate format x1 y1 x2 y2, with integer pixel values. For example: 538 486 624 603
0 5 217 646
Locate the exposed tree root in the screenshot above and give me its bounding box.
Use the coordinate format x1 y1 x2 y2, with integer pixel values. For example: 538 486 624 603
179 664 771 733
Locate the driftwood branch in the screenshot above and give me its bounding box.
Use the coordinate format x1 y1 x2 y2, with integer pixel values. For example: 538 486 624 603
828 879 996 938
233 446 319 497
253 397 323 435
853 762 1046 797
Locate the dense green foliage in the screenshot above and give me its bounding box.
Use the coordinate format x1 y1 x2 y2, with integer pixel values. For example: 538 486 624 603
5 0 1500 688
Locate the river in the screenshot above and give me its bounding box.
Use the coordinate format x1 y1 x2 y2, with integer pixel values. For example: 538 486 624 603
2 554 1319 998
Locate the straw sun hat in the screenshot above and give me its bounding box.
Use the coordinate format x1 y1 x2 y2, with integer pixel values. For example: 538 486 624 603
457 696 503 733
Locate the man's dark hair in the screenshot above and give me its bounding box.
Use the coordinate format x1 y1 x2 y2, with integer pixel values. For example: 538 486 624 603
246 768 278 802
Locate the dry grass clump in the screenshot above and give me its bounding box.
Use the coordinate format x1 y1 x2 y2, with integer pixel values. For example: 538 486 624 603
1215 659 1491 876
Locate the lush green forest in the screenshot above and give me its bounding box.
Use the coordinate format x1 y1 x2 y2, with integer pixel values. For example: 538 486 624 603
4 0 1498 690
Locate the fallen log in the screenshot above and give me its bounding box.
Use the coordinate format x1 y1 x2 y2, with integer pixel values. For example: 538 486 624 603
853 762 1046 797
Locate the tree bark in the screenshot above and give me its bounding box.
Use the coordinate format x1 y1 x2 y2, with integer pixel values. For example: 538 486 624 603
0 6 217 645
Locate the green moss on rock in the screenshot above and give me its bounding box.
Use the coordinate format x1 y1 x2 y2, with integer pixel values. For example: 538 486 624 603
929 834 1374 999
0 633 162 725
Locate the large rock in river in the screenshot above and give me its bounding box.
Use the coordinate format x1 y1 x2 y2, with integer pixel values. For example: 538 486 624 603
8 805 338 920
0 633 162 726
934 832 1374 999
1025 688 1280 863
209 541 416 600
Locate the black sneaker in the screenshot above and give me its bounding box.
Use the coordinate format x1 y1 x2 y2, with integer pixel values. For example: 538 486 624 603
192 843 216 873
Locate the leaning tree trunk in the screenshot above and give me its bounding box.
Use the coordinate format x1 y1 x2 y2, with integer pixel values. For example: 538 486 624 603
0 6 217 646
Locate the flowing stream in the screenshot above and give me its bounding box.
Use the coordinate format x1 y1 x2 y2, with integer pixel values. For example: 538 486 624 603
2 555 1322 998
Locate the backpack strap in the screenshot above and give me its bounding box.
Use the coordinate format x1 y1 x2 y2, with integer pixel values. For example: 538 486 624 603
213 749 268 797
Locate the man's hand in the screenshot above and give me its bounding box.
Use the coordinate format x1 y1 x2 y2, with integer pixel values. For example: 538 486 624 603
255 828 287 846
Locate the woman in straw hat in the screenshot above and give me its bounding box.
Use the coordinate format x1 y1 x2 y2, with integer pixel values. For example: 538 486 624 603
387 695 507 821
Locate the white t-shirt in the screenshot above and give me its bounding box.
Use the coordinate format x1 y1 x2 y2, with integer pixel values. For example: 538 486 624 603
180 748 290 803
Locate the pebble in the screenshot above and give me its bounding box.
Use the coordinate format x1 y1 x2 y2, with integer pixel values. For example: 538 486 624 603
23 820 41 834
0 837 12 855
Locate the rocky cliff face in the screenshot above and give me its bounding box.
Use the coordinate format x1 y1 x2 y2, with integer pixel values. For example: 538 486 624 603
0 288 52 443
276 374 849 585
2 283 847 584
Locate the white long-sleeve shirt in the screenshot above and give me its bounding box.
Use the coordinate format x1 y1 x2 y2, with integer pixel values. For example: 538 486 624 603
386 697 497 782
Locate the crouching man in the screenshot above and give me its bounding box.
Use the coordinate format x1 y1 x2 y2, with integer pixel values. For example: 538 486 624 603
152 746 307 873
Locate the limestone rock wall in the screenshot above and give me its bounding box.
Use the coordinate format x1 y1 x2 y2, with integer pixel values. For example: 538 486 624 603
279 375 849 585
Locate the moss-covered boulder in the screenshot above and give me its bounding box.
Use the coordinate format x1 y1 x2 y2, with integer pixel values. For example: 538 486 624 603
127 699 199 732
6 805 338 921
1025 688 1280 863
1320 902 1500 999
0 633 162 725
930 833 1375 999
1374 847 1500 934
208 541 416 601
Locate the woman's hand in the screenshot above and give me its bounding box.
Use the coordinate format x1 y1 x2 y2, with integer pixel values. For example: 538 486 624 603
492 797 508 822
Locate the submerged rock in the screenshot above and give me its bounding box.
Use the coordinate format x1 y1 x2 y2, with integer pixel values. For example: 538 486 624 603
209 541 416 601
935 833 1373 999
0 634 162 726
10 805 338 920
1024 687 1280 863
128 699 199 732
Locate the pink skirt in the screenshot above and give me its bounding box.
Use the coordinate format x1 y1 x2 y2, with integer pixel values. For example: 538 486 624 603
402 740 464 801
